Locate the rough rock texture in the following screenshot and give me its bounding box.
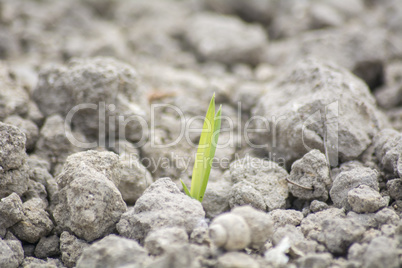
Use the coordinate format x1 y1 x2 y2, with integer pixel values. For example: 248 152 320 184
145 243 206 268
272 224 305 249
229 156 289 211
320 217 365 254
330 166 379 210
0 122 29 198
117 178 205 243
347 211 378 230
76 235 149 268
27 158 56 204
184 13 267 66
387 179 402 200
228 180 266 211
2 0 402 267
33 57 148 142
266 23 389 89
252 58 387 167
301 208 345 241
20 257 64 267
288 149 331 201
375 208 400 226
144 227 188 256
347 185 388 213
202 180 231 218
373 129 402 177
118 153 153 205
363 236 399 268
59 231 89 268
52 150 127 242
0 237 24 268
4 115 39 152
0 63 29 121
375 62 402 108
34 235 60 259
35 114 82 172
0 193 24 230
310 200 329 213
269 209 304 229
10 198 53 243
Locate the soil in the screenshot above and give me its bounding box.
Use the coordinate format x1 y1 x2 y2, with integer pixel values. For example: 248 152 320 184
0 0 402 268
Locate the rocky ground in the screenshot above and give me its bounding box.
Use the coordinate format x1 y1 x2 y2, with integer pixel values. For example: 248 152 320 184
1 0 402 267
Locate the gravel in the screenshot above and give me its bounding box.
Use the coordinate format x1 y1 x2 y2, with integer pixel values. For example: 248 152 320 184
1 0 402 267
117 177 205 244
52 150 127 242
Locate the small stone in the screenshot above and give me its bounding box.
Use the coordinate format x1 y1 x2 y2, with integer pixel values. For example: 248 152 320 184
53 150 127 242
269 209 304 229
4 115 39 152
217 252 259 268
144 227 188 256
373 129 402 177
295 253 333 268
117 178 205 244
146 244 193 268
310 200 329 213
60 231 89 268
363 236 399 268
330 167 379 209
35 114 82 170
320 218 365 254
272 225 305 247
301 208 345 241
118 154 153 205
0 193 24 229
202 180 231 218
22 179 48 206
229 156 289 211
10 198 53 243
387 179 402 200
184 13 267 66
252 58 386 166
347 212 378 229
21 256 65 267
228 180 266 211
34 235 60 259
288 149 331 201
0 237 23 268
348 242 368 262
0 121 27 171
33 57 147 143
348 185 388 213
375 208 400 226
76 234 149 268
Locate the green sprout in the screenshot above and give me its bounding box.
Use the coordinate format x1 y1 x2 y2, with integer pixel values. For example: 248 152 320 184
181 94 222 202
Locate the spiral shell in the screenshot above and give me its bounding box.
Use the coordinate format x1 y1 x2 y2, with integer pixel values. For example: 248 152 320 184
209 213 251 251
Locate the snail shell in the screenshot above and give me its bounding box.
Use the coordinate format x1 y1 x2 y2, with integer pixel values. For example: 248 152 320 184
209 213 251 251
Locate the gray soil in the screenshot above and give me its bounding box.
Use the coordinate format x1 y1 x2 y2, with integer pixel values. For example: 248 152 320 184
1 0 402 267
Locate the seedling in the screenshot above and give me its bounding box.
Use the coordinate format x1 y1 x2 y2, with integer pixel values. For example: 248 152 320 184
181 94 222 202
